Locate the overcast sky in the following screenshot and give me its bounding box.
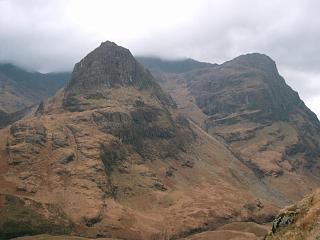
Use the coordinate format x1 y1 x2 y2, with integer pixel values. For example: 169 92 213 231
0 0 319 116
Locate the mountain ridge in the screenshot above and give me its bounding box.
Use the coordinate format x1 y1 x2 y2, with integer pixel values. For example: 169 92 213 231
136 56 215 74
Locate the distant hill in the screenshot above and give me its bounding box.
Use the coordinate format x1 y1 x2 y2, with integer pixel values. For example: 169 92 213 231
0 63 70 114
136 56 214 74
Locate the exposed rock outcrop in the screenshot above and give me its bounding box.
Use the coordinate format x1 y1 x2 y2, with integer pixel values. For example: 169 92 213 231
266 190 320 240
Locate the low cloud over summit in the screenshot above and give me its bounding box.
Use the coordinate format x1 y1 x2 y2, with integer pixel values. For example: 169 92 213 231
0 0 319 116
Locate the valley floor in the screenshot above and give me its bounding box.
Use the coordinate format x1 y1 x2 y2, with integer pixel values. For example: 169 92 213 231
15 221 271 240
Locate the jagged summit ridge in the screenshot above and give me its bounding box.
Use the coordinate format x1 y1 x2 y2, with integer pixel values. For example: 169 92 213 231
63 41 174 111
224 53 279 76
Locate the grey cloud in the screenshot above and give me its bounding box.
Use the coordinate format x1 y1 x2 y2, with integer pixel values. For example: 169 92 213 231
0 0 97 72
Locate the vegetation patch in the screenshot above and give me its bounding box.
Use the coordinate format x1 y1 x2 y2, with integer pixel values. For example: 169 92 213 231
0 194 73 239
100 139 127 175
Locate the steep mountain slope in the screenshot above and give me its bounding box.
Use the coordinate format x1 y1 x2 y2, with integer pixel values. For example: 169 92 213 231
0 63 70 114
150 53 320 201
0 42 299 240
266 190 320 240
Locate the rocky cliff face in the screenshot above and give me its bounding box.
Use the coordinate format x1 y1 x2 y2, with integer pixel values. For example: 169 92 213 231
198 54 319 175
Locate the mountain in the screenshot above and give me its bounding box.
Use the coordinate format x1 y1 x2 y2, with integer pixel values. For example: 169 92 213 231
0 42 282 239
1 43 320 240
140 53 320 238
0 63 70 114
150 52 320 179
136 56 214 74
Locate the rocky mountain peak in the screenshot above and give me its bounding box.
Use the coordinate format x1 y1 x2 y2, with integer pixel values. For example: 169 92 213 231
62 41 175 112
224 53 279 77
213 53 309 122
65 41 153 95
